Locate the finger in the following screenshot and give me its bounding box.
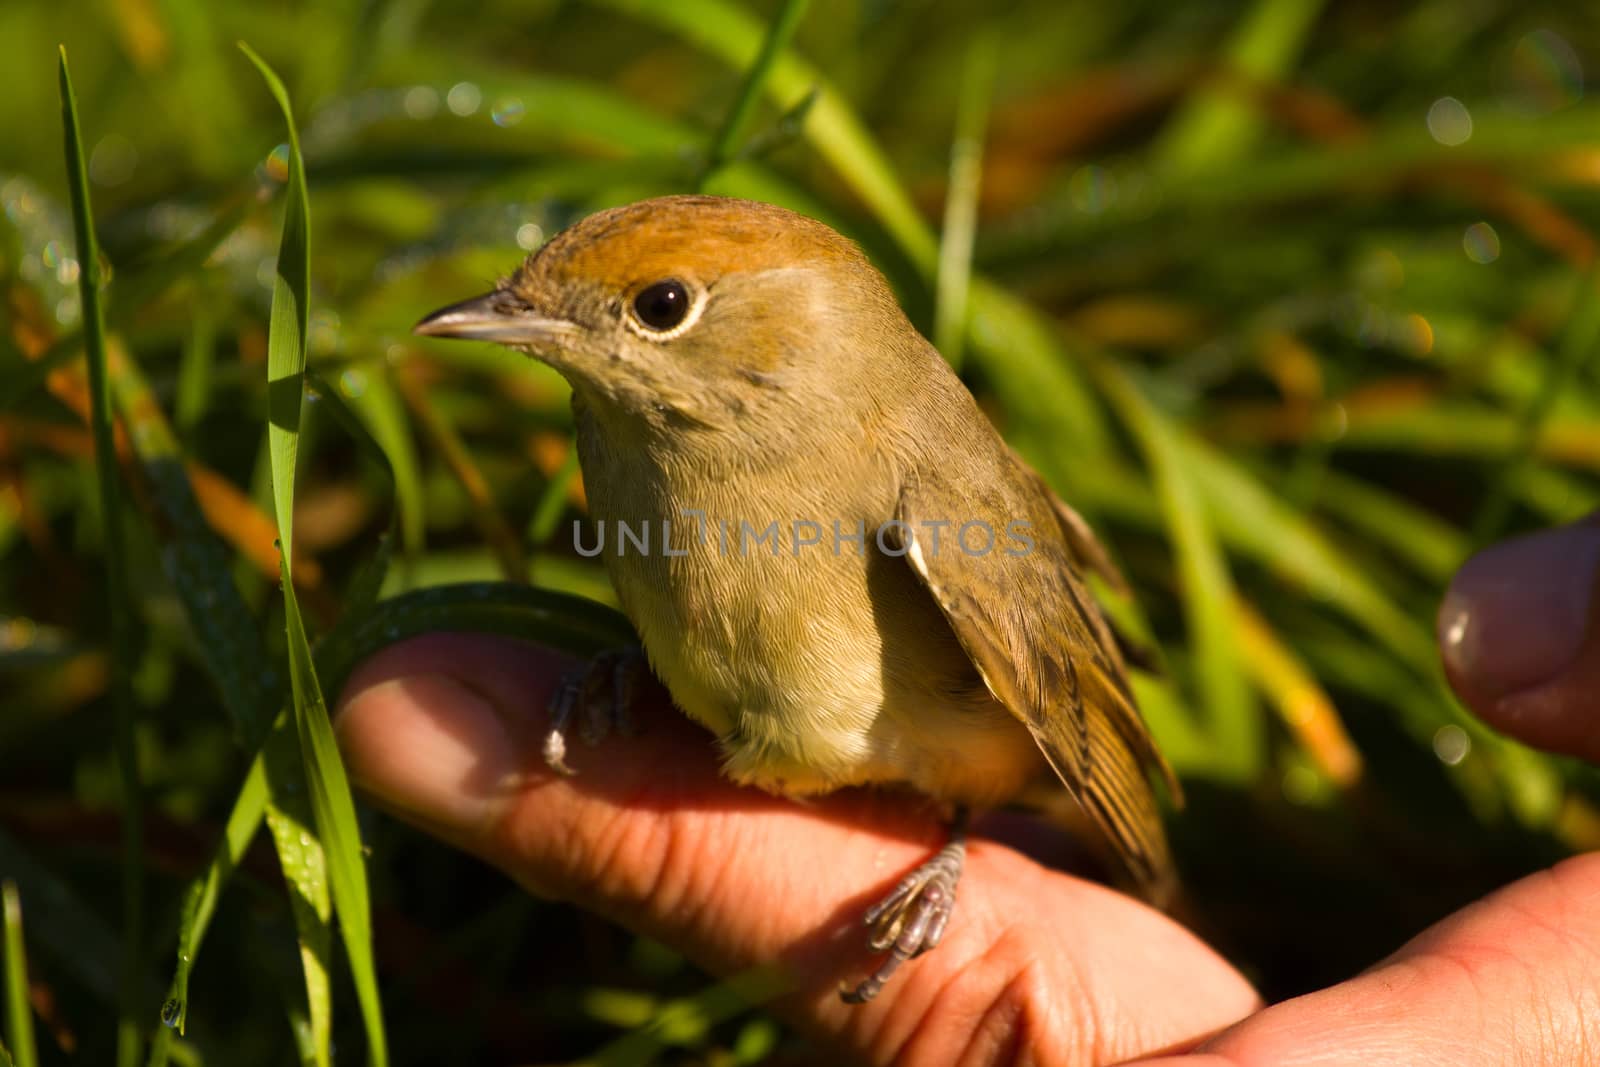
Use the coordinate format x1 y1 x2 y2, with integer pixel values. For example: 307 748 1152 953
1438 515 1600 762
336 634 1259 1067
1139 853 1600 1066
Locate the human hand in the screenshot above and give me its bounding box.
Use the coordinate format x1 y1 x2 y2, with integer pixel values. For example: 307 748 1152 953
335 634 1257 1064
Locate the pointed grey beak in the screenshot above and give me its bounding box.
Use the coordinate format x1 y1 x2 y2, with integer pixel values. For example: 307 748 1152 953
413 292 577 345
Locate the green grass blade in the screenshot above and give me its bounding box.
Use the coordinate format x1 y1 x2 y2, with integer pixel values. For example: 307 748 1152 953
933 32 995 368
1 883 36 1067
1473 265 1600 544
277 563 385 1064
175 312 216 433
339 364 425 560
243 43 389 1066
58 48 145 1067
240 43 312 559
146 758 270 1067
1153 0 1326 177
699 0 810 186
262 738 334 1067
529 444 582 549
1181 436 1435 668
1310 469 1468 583
1094 358 1260 781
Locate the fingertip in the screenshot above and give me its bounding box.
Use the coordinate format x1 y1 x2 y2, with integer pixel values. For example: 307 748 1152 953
1439 517 1600 758
333 634 573 836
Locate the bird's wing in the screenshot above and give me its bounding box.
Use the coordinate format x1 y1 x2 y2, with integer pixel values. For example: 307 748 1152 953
895 469 1179 898
1006 444 1130 595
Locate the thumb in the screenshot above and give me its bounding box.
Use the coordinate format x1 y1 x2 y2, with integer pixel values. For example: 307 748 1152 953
1438 515 1600 763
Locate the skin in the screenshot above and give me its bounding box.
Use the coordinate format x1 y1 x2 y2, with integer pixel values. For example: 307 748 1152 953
335 516 1600 1064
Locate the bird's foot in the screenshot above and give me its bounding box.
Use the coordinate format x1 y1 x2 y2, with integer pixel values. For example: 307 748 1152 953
842 814 968 1004
542 647 647 776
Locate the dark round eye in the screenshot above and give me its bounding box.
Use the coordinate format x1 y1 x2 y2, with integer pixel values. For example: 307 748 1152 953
631 279 691 333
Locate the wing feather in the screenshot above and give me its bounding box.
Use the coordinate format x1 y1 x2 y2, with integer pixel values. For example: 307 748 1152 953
897 469 1178 900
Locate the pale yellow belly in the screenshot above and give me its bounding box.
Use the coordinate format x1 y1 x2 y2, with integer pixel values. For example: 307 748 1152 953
603 519 1046 808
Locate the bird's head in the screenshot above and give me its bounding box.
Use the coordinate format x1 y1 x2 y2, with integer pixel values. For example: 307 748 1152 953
415 195 917 444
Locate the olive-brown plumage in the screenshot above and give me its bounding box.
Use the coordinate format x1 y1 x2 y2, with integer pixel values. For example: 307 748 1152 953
416 194 1178 999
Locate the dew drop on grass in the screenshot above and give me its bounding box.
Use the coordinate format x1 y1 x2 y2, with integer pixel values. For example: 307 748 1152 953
1426 96 1473 145
264 143 290 182
446 82 481 116
491 97 525 127
1463 222 1500 264
160 998 183 1028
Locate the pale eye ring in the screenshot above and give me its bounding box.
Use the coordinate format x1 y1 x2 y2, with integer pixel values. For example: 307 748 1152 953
626 278 704 340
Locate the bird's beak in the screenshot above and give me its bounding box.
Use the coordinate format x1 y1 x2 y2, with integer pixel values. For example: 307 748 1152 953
413 292 575 345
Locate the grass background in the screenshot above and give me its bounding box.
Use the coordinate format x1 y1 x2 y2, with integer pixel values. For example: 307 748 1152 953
3 0 1600 1063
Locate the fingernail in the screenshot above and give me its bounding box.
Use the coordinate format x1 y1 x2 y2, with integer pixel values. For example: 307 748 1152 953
1438 520 1600 707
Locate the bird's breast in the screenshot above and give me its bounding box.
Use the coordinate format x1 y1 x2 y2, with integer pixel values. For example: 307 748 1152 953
574 425 1043 805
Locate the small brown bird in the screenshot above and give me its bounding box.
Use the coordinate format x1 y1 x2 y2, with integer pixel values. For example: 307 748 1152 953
416 195 1179 1002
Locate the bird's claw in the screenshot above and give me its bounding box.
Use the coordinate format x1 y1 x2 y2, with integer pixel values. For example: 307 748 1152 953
542 647 646 776
842 833 966 1004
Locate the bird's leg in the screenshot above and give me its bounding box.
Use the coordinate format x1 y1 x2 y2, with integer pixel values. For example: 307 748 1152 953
542 647 646 775
842 807 969 1004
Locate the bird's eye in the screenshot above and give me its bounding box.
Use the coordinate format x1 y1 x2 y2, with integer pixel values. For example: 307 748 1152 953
630 279 692 334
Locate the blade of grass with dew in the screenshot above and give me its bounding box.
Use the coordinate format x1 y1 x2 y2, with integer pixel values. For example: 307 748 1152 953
1152 0 1326 178
242 42 389 1065
1473 262 1600 545
2 882 36 1067
934 31 995 369
261 736 333 1067
58 49 145 1067
146 757 270 1067
1093 357 1261 782
697 0 810 188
